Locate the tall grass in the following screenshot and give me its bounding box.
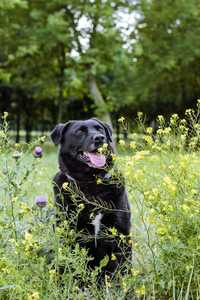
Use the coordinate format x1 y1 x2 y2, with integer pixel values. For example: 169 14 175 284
1 104 200 299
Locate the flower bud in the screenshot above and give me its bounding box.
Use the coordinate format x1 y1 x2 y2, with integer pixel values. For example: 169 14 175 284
33 146 43 158
35 195 47 208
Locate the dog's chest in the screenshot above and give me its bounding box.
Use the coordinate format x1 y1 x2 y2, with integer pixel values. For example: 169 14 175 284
92 212 103 236
80 181 120 202
76 183 123 233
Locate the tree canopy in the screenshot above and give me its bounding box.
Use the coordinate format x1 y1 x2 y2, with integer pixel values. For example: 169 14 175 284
0 0 200 138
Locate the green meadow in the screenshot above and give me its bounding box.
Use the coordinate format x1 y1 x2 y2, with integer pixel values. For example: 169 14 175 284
1 111 200 300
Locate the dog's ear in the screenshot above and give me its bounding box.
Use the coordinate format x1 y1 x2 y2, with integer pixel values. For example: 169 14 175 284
92 118 112 143
50 121 73 145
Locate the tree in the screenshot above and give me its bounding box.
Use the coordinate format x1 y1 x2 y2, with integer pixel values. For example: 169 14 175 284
0 0 134 131
131 0 200 118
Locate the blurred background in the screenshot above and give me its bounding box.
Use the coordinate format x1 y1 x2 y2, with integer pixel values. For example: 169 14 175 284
0 0 200 142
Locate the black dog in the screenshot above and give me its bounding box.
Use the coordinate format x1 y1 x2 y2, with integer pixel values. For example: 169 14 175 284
51 118 131 279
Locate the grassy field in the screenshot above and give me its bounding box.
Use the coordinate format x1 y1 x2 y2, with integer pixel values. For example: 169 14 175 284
1 112 200 299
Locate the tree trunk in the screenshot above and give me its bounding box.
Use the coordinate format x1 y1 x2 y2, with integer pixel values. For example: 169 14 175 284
88 76 112 127
57 89 63 123
88 75 116 149
116 115 120 143
16 110 21 143
25 116 31 143
57 45 66 123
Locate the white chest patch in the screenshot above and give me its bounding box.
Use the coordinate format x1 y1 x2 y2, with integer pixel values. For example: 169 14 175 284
92 212 103 247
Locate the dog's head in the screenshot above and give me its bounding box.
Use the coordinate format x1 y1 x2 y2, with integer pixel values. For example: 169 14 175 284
51 118 114 173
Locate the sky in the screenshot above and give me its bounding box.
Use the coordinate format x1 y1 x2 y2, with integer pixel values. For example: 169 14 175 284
70 8 137 58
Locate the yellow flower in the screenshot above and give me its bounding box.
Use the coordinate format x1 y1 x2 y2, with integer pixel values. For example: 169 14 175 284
185 108 193 116
78 203 85 210
164 127 171 134
25 232 33 242
109 227 118 236
62 182 69 190
105 275 111 288
27 291 40 300
163 176 171 185
157 226 168 236
20 203 30 213
49 269 57 281
182 204 190 212
131 269 140 276
146 127 153 134
137 112 143 119
144 135 153 145
128 239 133 245
157 115 165 124
152 188 159 196
111 154 117 160
102 143 108 150
130 141 136 149
12 197 17 203
157 128 164 136
111 253 117 261
119 140 125 146
15 143 20 149
163 176 177 193
119 234 125 241
98 147 103 154
135 285 145 296
39 136 46 143
3 111 8 118
0 130 6 138
118 116 125 123
96 178 102 184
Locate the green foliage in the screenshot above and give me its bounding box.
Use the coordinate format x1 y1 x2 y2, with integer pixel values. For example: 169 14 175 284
1 1 200 132
132 0 200 114
0 0 133 124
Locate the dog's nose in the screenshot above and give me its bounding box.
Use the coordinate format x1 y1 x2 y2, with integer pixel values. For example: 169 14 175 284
94 134 105 144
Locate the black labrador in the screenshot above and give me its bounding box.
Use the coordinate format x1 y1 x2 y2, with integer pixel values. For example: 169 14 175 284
51 118 131 279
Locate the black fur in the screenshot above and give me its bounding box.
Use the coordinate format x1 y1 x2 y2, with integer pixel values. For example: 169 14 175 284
51 118 131 279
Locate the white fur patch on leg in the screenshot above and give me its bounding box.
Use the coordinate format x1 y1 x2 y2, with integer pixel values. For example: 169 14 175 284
92 212 103 247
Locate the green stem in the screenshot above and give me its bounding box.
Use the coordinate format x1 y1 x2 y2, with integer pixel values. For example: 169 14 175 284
9 191 18 242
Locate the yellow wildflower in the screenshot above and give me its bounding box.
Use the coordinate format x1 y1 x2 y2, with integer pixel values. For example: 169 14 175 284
137 112 143 119
118 116 125 123
135 285 145 296
25 232 33 242
131 269 140 276
119 139 125 146
96 178 102 184
111 253 117 261
109 227 118 236
111 154 117 160
130 141 136 149
27 292 40 300
62 182 69 190
146 127 153 134
78 203 85 210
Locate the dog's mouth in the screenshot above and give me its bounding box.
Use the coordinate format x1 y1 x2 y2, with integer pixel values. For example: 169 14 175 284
79 150 106 168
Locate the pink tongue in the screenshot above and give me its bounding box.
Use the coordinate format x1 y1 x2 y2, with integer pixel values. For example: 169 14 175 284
85 152 106 168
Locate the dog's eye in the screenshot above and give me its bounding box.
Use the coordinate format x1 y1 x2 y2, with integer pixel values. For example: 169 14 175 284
95 125 103 132
76 126 87 135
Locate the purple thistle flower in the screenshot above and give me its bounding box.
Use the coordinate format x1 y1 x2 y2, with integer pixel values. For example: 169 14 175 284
33 146 43 158
35 195 47 208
